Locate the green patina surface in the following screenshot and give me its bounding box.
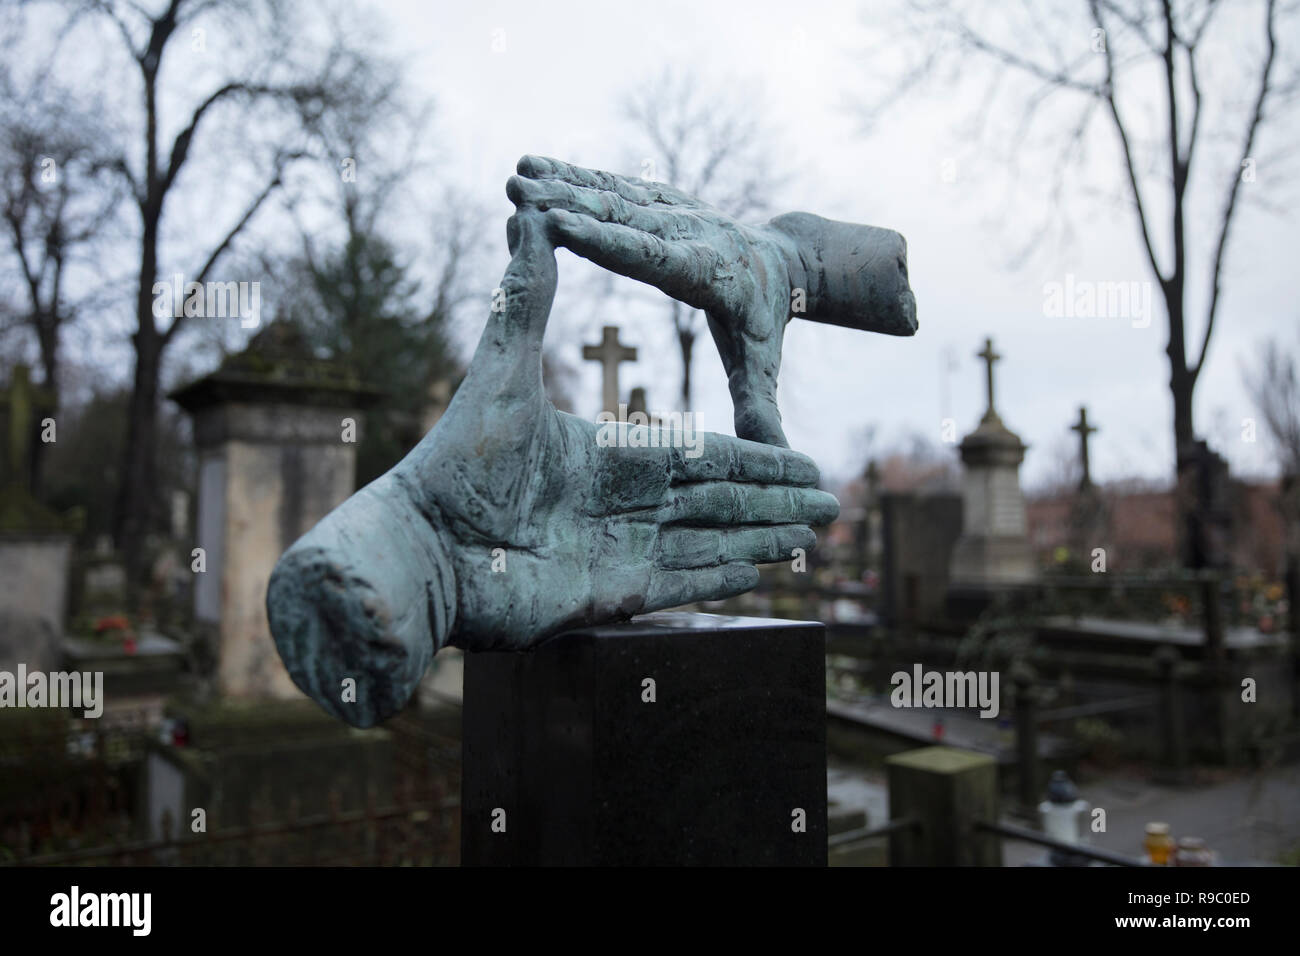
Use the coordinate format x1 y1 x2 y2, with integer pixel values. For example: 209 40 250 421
266 157 917 728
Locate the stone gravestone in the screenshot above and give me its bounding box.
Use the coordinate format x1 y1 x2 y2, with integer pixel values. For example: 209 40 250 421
0 364 79 671
265 157 919 865
948 339 1036 608
881 490 963 627
1071 405 1098 492
171 323 379 699
80 536 128 610
627 385 648 419
857 459 880 575
1067 405 1110 562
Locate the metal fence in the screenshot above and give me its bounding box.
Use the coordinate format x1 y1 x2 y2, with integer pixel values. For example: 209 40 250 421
0 705 463 866
8 791 460 867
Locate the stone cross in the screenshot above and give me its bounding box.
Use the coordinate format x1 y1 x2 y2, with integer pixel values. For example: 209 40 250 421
977 337 1001 420
0 364 55 491
583 325 637 415
1070 406 1098 489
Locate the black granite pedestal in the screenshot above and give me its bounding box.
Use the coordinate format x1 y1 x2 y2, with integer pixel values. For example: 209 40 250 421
461 612 827 866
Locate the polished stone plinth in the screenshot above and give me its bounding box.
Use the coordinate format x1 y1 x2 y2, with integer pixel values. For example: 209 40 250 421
461 612 827 866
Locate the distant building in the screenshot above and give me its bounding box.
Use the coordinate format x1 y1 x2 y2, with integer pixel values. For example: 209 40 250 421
1026 479 1284 576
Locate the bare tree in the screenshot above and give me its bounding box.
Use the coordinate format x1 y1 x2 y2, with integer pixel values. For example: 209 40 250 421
622 67 785 411
283 77 488 400
0 68 123 404
1244 331 1300 655
1244 334 1300 477
263 70 491 484
864 0 1297 567
31 0 394 588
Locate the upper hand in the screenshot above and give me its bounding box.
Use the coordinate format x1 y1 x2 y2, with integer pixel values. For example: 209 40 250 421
508 155 804 446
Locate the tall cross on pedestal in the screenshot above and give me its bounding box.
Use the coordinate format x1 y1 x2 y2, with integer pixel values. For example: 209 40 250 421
1070 405 1099 489
583 325 637 415
0 364 55 491
977 337 1001 420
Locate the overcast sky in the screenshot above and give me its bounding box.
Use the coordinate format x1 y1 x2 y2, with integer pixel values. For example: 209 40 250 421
9 0 1296 491
369 0 1297 491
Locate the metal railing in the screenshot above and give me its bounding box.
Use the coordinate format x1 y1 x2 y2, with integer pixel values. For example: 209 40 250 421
828 814 1145 866
827 815 918 850
975 819 1146 866
5 795 461 867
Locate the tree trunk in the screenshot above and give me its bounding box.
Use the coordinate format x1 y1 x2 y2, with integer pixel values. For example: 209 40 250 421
36 312 59 398
1165 282 1195 452
115 207 164 597
1282 473 1300 720
115 328 162 598
1164 284 1204 569
32 310 60 496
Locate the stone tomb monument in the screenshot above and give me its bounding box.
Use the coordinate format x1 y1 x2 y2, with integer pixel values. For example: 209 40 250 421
266 156 918 865
0 364 80 671
948 338 1036 610
171 323 378 699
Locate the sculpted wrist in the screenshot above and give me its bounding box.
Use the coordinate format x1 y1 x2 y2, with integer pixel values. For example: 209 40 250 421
266 472 460 728
763 219 822 320
419 498 461 654
767 211 919 337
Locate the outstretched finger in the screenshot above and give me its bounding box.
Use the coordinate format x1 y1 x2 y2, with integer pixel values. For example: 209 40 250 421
656 524 816 570
666 431 820 487
544 208 721 311
644 562 759 611
705 310 789 447
517 154 704 210
662 482 840 527
508 175 701 240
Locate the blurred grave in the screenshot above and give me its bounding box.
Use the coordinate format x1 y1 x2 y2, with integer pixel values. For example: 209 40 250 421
821 343 1295 782
169 320 381 700
0 364 80 670
947 337 1037 616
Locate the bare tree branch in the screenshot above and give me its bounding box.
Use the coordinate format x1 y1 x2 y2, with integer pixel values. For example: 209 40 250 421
164 160 293 343
1162 0 1188 295
162 81 257 194
1097 0 1161 54
1243 334 1300 474
1090 0 1167 282
943 8 1104 96
1193 0 1279 381
621 66 786 408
